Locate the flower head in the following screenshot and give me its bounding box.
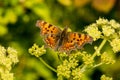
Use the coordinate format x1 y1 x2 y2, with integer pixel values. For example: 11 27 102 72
102 25 115 37
0 45 18 80
82 53 94 65
109 19 120 29
101 52 115 64
57 60 71 79
110 38 120 53
0 45 6 57
101 75 113 80
7 47 19 64
96 18 109 25
85 18 120 41
29 44 46 57
1 71 14 80
85 23 101 41
71 68 82 80
57 52 81 79
0 45 19 70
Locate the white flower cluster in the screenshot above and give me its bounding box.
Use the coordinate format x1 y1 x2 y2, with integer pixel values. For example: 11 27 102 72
0 45 19 80
85 18 120 53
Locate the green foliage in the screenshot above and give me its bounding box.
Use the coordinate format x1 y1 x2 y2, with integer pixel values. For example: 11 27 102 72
0 0 120 80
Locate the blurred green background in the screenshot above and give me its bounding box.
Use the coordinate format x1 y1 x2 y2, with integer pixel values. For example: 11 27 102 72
0 0 120 80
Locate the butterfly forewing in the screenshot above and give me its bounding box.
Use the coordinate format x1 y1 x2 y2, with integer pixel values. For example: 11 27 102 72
36 20 61 36
36 20 62 50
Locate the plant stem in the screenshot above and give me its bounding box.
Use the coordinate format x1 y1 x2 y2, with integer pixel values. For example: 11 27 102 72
92 39 107 58
93 63 103 68
81 39 107 73
39 57 57 72
80 65 87 72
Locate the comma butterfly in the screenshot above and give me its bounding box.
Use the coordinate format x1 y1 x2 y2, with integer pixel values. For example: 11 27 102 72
36 20 93 53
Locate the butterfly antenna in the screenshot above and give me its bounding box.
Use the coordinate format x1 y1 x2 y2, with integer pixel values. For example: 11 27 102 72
63 25 69 32
64 25 72 32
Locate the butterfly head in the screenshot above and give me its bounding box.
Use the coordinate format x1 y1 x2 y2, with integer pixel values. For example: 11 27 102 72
60 26 68 38
63 26 68 31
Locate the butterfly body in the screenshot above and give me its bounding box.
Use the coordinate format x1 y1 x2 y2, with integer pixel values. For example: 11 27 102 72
36 20 93 53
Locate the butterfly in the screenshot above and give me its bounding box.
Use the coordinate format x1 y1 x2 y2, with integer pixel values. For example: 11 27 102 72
36 20 93 53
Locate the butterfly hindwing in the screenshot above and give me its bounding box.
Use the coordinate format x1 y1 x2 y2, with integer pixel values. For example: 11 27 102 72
68 32 93 49
58 32 93 53
44 34 60 49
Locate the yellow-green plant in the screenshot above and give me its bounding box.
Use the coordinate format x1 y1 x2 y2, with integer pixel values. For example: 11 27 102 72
0 45 19 80
29 18 120 80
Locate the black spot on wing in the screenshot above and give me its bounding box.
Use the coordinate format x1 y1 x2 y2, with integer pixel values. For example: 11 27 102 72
77 39 79 41
78 34 81 38
70 40 73 43
73 38 75 40
42 21 47 26
53 27 55 30
48 24 52 28
51 31 53 33
74 33 76 36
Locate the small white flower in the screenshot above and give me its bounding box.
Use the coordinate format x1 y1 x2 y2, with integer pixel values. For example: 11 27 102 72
109 19 120 29
96 18 109 25
110 38 120 53
7 47 19 64
85 23 101 41
102 25 115 37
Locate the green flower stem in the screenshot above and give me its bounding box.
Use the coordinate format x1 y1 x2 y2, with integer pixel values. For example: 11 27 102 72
39 57 57 72
81 39 107 73
92 39 107 58
93 63 103 68
80 65 87 72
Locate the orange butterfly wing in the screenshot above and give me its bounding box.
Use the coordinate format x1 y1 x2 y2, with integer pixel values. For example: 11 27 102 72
36 20 61 49
58 32 93 53
36 20 61 36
